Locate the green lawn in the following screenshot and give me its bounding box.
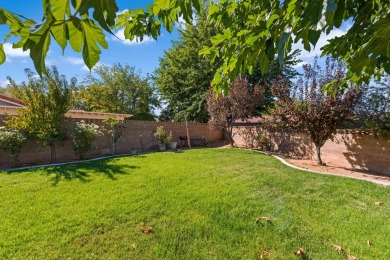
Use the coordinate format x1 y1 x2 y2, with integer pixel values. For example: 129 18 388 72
0 149 389 259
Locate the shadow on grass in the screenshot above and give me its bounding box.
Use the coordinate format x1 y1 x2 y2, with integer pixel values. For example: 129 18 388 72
45 159 140 185
4 156 144 185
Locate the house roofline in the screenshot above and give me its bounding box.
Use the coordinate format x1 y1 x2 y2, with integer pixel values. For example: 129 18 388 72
0 94 26 107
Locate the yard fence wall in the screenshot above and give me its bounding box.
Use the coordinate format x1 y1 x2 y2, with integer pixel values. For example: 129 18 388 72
231 125 390 176
0 118 223 169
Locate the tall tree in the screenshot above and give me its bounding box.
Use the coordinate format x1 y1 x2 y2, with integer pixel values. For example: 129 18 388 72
81 63 159 120
6 67 75 163
271 57 362 165
1 1 388 93
206 78 264 147
153 9 221 122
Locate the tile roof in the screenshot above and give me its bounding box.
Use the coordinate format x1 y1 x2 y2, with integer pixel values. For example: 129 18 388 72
0 94 25 106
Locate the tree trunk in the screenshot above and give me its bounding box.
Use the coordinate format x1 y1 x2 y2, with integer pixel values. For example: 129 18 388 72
50 145 56 164
185 114 191 149
316 146 323 165
12 154 19 168
227 124 235 147
112 139 116 155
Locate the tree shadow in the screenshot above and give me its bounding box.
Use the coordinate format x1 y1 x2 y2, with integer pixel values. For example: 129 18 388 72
268 130 313 159
7 156 143 186
342 134 390 176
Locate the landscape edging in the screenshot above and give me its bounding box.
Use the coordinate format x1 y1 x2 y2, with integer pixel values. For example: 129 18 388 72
249 149 390 187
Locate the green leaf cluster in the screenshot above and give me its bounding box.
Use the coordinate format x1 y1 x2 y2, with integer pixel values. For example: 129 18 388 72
71 121 102 160
79 63 159 120
5 66 75 163
0 0 116 74
1 0 389 94
201 0 390 92
0 127 25 167
153 9 221 122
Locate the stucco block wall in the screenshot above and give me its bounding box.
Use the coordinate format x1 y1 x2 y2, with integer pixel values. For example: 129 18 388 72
232 126 390 176
0 118 222 169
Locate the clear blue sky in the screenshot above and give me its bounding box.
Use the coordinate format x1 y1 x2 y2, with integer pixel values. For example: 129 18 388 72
0 0 181 86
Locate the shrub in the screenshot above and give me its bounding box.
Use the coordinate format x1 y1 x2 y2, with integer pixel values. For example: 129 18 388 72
102 116 125 155
154 126 172 150
0 127 25 167
71 121 102 160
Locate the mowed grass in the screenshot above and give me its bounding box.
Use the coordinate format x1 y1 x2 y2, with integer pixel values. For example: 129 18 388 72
0 149 389 259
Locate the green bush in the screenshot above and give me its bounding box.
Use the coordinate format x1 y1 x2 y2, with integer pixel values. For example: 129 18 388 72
154 126 172 150
0 127 25 167
71 121 102 160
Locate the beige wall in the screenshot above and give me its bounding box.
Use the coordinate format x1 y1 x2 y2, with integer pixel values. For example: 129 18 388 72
232 126 390 176
0 118 223 169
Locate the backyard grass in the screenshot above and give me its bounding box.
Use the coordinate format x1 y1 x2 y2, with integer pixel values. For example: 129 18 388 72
0 148 389 259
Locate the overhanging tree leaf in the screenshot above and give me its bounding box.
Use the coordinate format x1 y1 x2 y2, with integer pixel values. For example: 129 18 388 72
51 23 67 53
81 19 108 70
0 0 389 94
80 0 119 34
278 32 291 65
50 0 70 20
67 18 83 52
29 28 51 76
0 44 5 64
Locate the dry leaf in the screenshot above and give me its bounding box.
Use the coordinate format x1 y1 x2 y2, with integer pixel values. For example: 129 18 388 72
367 240 372 247
374 201 383 206
143 226 153 234
256 217 271 224
293 248 305 256
132 243 137 249
260 217 271 222
347 255 357 260
333 245 344 254
258 248 270 259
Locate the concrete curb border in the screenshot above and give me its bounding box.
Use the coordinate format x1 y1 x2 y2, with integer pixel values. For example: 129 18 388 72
249 149 390 187
2 153 139 173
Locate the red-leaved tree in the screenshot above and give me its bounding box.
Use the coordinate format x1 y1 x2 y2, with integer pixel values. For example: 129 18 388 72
271 57 362 164
206 78 264 147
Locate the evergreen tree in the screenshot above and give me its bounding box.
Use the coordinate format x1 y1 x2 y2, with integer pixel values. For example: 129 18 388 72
153 10 222 122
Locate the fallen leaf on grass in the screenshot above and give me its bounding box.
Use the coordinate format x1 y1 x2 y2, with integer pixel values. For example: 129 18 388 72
143 226 153 234
256 217 271 224
293 248 305 257
132 243 137 249
347 255 358 260
367 240 372 247
374 201 383 206
333 245 344 254
258 248 270 259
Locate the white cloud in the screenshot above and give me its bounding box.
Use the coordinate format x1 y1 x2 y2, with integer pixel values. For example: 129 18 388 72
81 62 106 72
292 23 352 61
176 16 187 29
3 43 29 57
117 9 129 15
21 59 28 64
64 57 84 65
0 80 10 87
112 29 155 45
46 59 55 66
